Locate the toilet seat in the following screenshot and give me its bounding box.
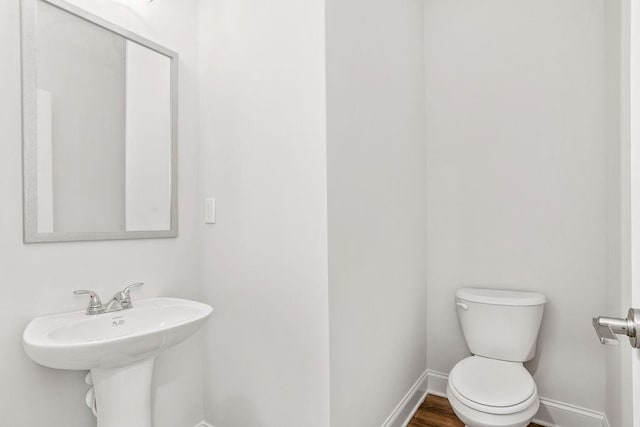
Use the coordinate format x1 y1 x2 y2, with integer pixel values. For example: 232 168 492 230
447 384 539 427
448 356 537 415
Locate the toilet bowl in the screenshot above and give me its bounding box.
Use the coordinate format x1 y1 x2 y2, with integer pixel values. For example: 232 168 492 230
446 288 546 427
447 356 539 427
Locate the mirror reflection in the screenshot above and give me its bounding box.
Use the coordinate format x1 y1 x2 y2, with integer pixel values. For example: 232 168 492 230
23 0 177 242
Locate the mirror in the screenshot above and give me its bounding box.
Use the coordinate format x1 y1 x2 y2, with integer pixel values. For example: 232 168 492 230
21 0 178 243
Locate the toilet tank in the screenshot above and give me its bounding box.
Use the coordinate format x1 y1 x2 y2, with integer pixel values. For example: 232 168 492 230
456 288 546 362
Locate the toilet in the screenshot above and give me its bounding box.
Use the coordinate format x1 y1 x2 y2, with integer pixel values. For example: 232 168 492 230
447 288 546 427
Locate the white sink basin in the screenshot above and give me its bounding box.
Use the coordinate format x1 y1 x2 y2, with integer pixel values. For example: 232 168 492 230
24 297 212 370
23 297 212 427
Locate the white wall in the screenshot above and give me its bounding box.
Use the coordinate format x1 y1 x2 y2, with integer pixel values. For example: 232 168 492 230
424 0 610 413
0 0 203 426
197 0 330 426
325 0 428 426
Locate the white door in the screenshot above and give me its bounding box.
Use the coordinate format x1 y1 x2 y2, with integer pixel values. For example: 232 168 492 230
629 0 640 424
594 1 640 425
632 1 640 427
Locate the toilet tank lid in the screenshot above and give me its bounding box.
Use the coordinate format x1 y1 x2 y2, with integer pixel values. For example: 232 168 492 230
456 288 546 306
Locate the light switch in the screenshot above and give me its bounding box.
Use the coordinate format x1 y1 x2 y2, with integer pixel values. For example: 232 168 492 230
205 198 215 224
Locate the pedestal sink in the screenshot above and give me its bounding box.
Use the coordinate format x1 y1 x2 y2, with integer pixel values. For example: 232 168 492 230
23 298 212 427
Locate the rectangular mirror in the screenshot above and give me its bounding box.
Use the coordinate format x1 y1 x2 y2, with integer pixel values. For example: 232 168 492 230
21 0 178 243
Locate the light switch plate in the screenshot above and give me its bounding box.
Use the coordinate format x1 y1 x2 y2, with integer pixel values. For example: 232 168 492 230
205 198 215 224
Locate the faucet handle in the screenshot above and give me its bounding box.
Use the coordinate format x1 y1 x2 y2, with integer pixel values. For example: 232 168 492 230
73 290 104 315
123 282 144 296
118 282 144 309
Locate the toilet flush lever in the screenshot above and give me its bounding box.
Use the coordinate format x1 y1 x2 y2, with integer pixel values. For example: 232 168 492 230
456 302 469 310
593 308 640 348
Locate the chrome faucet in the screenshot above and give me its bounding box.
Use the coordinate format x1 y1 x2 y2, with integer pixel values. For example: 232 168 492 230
103 283 144 312
72 290 104 315
74 283 144 315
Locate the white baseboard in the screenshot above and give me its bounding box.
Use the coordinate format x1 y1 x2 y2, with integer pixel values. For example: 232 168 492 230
533 398 608 427
425 370 608 427
381 369 429 427
201 370 609 427
425 369 448 398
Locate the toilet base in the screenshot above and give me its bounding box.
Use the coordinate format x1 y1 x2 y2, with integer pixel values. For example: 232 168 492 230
463 425 528 427
447 384 538 427
461 422 530 427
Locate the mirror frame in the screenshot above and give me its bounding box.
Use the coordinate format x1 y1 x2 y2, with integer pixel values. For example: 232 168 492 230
21 0 179 243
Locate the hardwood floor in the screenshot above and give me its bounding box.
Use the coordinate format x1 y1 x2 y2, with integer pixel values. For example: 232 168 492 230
407 394 542 427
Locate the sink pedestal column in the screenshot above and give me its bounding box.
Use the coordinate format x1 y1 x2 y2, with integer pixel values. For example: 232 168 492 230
92 358 155 427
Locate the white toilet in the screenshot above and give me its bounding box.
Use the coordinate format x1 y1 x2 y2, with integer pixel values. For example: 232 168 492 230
447 288 546 427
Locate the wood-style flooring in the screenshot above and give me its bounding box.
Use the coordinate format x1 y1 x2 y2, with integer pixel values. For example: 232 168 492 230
407 394 542 427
